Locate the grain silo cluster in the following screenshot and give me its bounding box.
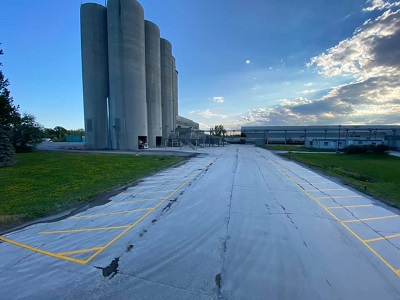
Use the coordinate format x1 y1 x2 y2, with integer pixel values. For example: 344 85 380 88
80 0 181 149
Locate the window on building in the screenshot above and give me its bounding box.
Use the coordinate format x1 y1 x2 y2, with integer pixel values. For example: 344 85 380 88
324 141 328 146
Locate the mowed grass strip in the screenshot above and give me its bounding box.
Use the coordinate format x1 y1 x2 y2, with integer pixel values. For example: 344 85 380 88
0 152 183 228
282 153 400 208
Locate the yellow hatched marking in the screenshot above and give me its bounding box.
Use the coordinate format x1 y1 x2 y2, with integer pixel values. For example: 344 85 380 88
83 159 215 264
0 158 216 265
364 234 400 243
327 204 373 209
69 208 151 219
39 225 130 235
317 195 363 199
0 236 86 264
58 247 103 256
343 215 399 223
269 161 400 278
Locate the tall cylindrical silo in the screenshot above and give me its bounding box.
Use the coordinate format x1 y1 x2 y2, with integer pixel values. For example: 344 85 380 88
80 3 109 149
107 0 147 150
145 21 162 148
160 38 173 139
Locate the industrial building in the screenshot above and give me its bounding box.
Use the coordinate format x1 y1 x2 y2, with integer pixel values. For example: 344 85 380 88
80 0 196 150
241 125 400 150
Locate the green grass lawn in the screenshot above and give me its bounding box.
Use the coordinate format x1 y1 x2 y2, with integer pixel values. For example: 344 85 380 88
282 152 400 207
0 152 183 228
263 145 335 152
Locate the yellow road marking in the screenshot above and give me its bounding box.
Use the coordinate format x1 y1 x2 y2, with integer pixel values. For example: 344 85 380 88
0 158 215 265
0 236 87 264
306 188 347 192
327 204 373 209
105 199 161 206
317 195 362 199
69 208 151 219
268 161 400 278
58 247 103 256
343 215 399 223
39 225 130 235
83 158 215 264
364 234 400 243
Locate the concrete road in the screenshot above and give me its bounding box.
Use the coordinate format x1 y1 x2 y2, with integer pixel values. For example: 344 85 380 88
1 145 400 299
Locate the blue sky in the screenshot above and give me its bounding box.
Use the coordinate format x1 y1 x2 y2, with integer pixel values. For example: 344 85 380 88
1 0 399 130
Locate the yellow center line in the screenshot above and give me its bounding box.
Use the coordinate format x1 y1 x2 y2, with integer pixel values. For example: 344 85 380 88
39 225 130 235
69 207 152 219
268 161 400 278
58 247 104 256
364 233 400 243
327 204 374 209
317 195 363 199
343 215 399 223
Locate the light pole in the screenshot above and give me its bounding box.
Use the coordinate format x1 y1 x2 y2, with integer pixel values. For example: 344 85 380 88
337 125 341 150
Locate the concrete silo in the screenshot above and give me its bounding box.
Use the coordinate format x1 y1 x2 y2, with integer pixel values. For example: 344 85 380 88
160 38 173 139
80 3 109 149
107 0 147 150
145 21 162 148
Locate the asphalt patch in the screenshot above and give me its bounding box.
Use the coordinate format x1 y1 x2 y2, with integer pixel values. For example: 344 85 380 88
95 257 119 279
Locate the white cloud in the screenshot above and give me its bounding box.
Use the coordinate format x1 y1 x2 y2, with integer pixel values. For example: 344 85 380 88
245 60 251 64
213 96 224 103
363 0 400 12
192 109 228 119
304 82 313 87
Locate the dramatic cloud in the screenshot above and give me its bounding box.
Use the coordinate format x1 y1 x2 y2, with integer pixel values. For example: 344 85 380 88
213 96 224 103
363 0 400 12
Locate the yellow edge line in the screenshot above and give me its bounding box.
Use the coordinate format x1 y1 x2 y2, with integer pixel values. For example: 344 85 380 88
306 189 347 192
327 204 373 209
269 161 400 278
69 208 151 219
58 247 103 256
120 190 173 196
39 225 130 235
83 158 216 264
107 199 161 206
364 234 400 243
343 215 399 223
317 195 363 199
0 236 87 265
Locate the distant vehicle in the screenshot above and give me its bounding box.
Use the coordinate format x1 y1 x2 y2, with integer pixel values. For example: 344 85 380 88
42 138 52 142
138 141 148 149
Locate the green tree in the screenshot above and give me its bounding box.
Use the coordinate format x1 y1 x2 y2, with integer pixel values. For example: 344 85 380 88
214 125 226 137
0 45 17 166
10 113 43 152
0 47 19 128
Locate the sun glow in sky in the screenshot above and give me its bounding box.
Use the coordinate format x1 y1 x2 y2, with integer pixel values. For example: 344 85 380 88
1 0 400 130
